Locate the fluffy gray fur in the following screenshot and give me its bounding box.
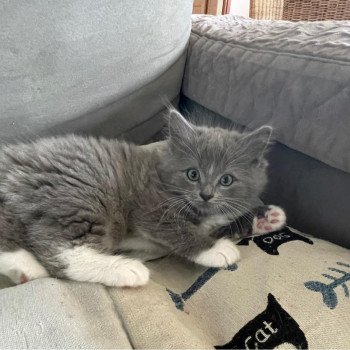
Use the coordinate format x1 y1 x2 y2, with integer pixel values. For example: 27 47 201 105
0 110 271 285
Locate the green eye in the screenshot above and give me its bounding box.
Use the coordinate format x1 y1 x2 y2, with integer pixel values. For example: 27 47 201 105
220 174 234 186
187 168 200 182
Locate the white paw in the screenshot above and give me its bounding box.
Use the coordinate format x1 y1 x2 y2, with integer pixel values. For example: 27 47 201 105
252 205 286 235
200 215 231 231
0 249 49 285
60 247 150 288
115 260 150 288
8 267 49 284
193 239 240 268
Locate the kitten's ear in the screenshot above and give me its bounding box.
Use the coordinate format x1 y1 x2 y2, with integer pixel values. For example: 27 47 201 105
167 109 195 142
241 126 273 166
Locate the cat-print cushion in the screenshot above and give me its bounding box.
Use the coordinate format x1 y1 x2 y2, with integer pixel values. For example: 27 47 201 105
0 228 348 348
108 227 350 349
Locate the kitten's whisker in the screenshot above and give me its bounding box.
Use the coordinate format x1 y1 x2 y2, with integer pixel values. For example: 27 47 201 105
222 204 245 236
221 199 255 219
218 205 236 238
157 200 185 227
220 204 243 237
173 201 189 227
153 196 184 217
143 196 183 215
177 201 192 224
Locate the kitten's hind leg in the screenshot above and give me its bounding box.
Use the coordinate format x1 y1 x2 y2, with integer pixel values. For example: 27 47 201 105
0 249 49 284
0 203 48 284
57 246 150 287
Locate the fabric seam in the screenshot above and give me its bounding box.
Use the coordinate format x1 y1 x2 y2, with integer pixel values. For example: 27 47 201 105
103 286 135 349
190 32 350 66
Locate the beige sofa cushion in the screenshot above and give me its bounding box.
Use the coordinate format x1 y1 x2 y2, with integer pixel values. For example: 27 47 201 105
113 228 350 349
0 279 131 349
0 227 349 348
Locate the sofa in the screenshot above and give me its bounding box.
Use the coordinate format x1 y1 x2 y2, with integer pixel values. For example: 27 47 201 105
0 1 349 348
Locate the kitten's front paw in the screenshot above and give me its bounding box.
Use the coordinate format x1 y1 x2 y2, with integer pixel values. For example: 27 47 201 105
116 260 150 287
252 205 286 235
193 239 240 268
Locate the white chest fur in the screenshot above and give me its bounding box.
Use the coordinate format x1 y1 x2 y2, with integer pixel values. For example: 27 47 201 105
199 215 232 232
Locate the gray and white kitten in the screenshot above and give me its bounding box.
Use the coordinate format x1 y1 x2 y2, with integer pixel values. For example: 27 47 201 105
0 110 284 287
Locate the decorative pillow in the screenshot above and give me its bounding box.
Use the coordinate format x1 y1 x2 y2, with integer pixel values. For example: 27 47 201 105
109 227 350 349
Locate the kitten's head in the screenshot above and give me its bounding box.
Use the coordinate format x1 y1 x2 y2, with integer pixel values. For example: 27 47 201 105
157 110 272 219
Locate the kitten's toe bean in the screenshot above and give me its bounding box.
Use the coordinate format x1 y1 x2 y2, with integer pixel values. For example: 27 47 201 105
20 273 29 284
193 238 240 268
115 260 150 287
252 205 286 234
0 249 49 285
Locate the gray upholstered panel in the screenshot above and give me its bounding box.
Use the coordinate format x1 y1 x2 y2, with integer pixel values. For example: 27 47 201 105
263 143 350 249
182 15 350 174
0 0 192 141
42 53 186 142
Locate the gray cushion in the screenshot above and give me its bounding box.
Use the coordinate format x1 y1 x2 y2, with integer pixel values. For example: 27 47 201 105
0 0 193 141
182 15 350 174
48 54 186 143
264 142 350 249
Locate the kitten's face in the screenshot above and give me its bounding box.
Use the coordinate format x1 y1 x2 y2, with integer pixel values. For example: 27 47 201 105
157 110 271 219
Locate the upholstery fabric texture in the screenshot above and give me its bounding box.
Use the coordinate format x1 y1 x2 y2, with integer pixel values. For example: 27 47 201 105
182 15 350 174
0 0 192 142
0 229 349 348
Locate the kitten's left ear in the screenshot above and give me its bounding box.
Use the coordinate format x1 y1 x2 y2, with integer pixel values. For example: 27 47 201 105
242 126 273 166
167 109 195 142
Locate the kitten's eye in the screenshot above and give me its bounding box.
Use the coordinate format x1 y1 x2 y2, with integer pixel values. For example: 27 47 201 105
220 174 235 186
187 168 200 182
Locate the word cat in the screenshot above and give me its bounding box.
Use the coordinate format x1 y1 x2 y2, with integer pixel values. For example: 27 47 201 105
216 294 308 349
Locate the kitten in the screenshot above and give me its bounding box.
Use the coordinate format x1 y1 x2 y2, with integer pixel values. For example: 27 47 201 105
0 110 281 287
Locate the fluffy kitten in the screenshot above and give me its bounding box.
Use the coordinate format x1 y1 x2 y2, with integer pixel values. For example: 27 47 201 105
0 110 283 287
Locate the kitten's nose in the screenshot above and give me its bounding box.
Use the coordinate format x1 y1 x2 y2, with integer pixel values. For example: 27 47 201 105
200 192 213 202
